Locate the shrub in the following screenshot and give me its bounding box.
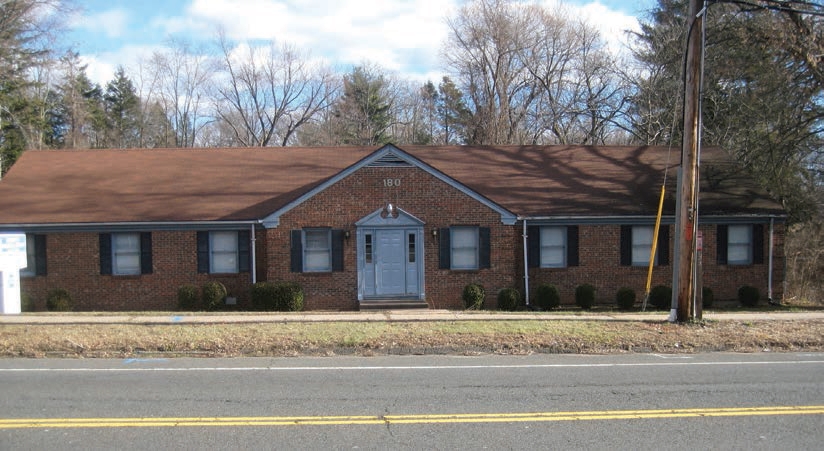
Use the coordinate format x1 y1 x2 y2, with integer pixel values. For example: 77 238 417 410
575 284 596 310
20 293 34 312
648 285 672 310
534 284 561 310
46 288 72 312
202 281 228 311
177 284 200 310
462 283 485 310
616 287 636 311
738 285 760 307
497 288 522 311
702 286 714 309
252 282 304 311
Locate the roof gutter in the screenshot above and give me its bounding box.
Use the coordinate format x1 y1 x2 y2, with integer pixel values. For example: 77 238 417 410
0 220 263 233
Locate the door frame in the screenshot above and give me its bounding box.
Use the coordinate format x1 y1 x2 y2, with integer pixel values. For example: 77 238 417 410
355 206 425 301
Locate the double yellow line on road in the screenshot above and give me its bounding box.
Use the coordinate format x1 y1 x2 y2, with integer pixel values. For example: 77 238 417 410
2 406 823 429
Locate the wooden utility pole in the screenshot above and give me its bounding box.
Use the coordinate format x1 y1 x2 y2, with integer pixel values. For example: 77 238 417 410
675 0 704 322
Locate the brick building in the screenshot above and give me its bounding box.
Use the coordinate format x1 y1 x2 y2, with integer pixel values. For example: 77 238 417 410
0 144 785 311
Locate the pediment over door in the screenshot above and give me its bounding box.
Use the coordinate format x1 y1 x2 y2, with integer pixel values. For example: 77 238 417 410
356 205 424 228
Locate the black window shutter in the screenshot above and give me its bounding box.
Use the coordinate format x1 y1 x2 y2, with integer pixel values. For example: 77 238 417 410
99 233 112 275
34 234 47 276
197 231 210 273
290 230 303 273
438 228 451 269
619 225 632 266
567 226 579 267
717 225 728 265
527 226 540 268
331 229 344 271
752 224 764 264
657 225 669 266
238 230 250 273
140 232 153 274
479 227 491 269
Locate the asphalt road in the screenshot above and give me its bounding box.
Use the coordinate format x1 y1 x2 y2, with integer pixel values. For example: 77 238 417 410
1 353 822 450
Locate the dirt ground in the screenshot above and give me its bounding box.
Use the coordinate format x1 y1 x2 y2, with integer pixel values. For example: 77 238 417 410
1 318 821 358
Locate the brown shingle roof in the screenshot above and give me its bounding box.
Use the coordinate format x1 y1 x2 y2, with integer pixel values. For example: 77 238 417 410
0 145 783 226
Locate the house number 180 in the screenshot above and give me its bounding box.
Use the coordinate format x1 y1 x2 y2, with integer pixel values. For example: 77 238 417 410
383 178 401 187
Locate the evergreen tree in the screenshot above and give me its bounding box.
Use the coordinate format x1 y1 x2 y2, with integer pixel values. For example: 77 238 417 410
437 77 470 145
335 65 393 146
103 66 141 148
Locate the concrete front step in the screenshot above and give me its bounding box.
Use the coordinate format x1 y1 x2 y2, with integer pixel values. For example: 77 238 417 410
358 300 429 310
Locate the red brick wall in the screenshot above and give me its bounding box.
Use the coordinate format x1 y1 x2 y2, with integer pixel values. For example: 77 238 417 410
527 223 784 307
21 231 256 311
19 165 785 312
266 166 517 310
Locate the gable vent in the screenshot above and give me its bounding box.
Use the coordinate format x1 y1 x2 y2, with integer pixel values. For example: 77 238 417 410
368 152 412 167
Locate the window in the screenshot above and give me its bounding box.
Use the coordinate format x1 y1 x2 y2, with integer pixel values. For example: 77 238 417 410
21 234 46 277
112 233 141 275
717 224 764 266
304 229 331 272
527 225 578 269
438 226 490 270
197 231 250 274
365 233 373 264
451 227 479 269
620 225 669 267
100 233 152 275
540 227 566 268
408 233 416 263
289 229 344 273
632 226 655 266
211 231 239 273
727 225 752 264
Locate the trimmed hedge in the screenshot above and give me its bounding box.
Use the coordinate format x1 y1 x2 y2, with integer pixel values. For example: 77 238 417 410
738 285 760 307
202 281 228 311
534 284 561 310
177 284 200 310
702 286 714 309
575 284 596 310
251 281 305 311
649 285 672 310
497 288 522 311
462 283 485 310
616 287 636 311
46 288 72 312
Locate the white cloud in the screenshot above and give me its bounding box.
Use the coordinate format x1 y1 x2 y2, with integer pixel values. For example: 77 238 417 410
80 44 164 87
544 1 642 56
74 8 131 39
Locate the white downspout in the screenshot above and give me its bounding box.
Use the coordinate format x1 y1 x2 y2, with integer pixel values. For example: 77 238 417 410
768 217 774 302
250 223 257 284
523 219 530 307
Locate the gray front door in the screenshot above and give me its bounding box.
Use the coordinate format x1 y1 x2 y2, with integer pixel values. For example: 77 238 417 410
376 229 405 296
356 206 425 301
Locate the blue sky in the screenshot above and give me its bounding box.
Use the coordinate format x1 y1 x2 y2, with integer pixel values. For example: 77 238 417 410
65 0 657 85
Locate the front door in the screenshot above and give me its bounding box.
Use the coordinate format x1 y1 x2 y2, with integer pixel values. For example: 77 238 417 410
357 206 425 301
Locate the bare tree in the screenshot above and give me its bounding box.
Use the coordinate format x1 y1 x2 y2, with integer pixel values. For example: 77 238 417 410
212 32 338 147
148 40 214 147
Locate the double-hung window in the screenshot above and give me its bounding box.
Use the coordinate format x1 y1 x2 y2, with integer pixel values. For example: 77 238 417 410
540 227 566 268
717 224 763 266
100 232 152 275
197 230 250 274
438 226 491 270
304 229 332 272
620 225 669 267
451 227 479 270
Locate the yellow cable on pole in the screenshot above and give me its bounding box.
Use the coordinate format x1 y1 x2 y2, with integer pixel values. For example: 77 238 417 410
642 185 666 311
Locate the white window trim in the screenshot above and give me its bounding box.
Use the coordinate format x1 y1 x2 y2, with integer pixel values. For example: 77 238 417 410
303 229 332 272
540 226 567 268
112 233 141 276
210 231 239 274
632 226 657 267
727 225 753 265
20 234 37 277
451 226 479 270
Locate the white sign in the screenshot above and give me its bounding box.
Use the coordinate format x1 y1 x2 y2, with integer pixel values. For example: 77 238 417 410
0 233 26 314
